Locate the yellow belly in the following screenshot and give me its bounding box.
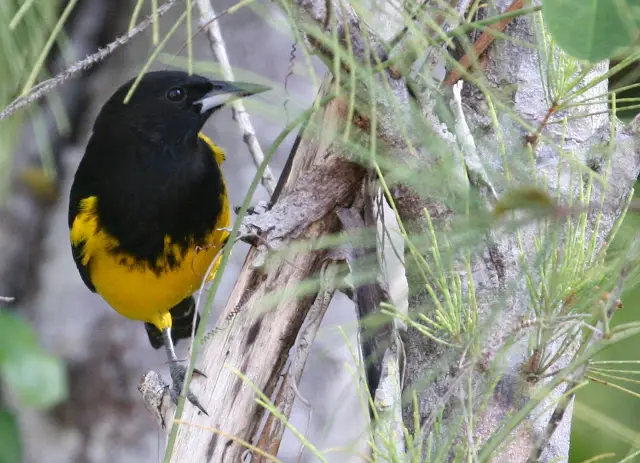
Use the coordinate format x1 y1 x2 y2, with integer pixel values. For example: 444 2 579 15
90 230 227 329
71 193 230 331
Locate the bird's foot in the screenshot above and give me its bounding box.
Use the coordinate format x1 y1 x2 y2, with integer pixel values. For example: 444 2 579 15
233 200 272 217
234 201 276 249
169 362 209 416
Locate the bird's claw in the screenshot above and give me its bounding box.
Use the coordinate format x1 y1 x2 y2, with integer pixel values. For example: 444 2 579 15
233 200 272 216
193 367 207 379
236 231 262 247
169 363 208 416
168 389 208 417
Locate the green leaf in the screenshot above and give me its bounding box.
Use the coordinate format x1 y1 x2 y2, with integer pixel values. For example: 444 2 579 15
543 0 640 61
0 410 22 463
2 350 67 409
0 311 38 360
0 311 67 409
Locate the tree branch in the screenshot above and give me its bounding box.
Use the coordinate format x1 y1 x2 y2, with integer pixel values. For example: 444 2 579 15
443 0 525 86
337 201 405 459
195 0 277 195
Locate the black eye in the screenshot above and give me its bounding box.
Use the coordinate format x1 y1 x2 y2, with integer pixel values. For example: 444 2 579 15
166 87 186 102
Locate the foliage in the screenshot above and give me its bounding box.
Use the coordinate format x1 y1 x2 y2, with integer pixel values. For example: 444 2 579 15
0 410 21 463
0 311 67 409
570 191 640 462
543 0 640 62
0 310 66 463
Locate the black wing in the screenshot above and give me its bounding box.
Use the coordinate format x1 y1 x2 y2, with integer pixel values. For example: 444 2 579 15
68 156 97 293
70 239 96 293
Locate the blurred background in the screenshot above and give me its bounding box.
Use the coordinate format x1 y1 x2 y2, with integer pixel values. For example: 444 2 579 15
1 0 640 462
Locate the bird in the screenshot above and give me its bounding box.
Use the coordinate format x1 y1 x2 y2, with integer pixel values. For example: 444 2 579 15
68 70 269 414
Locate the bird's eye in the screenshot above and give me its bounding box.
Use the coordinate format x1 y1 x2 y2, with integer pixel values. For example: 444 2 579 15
166 87 186 102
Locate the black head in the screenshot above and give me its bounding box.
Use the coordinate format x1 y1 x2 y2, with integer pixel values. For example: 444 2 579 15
92 70 269 145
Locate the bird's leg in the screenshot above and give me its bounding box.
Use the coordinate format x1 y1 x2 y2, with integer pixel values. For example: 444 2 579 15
161 329 208 416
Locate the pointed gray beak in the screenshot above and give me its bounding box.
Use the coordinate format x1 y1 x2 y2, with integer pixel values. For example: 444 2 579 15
194 81 270 114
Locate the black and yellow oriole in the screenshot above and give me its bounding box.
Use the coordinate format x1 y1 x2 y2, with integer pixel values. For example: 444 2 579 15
68 70 268 413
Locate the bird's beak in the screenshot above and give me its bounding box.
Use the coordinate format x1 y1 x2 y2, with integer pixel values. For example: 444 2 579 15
194 81 270 114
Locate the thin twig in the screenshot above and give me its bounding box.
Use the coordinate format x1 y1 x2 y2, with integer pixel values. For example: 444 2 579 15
195 0 276 195
0 0 178 121
182 244 225 401
290 263 335 461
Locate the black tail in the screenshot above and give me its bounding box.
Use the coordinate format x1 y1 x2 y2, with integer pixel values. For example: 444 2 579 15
144 296 201 349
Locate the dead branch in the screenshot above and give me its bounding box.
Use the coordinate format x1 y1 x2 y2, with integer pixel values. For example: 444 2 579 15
337 199 405 459
138 371 174 432
336 199 396 401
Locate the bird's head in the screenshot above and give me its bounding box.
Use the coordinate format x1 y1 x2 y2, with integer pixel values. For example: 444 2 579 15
93 70 269 146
